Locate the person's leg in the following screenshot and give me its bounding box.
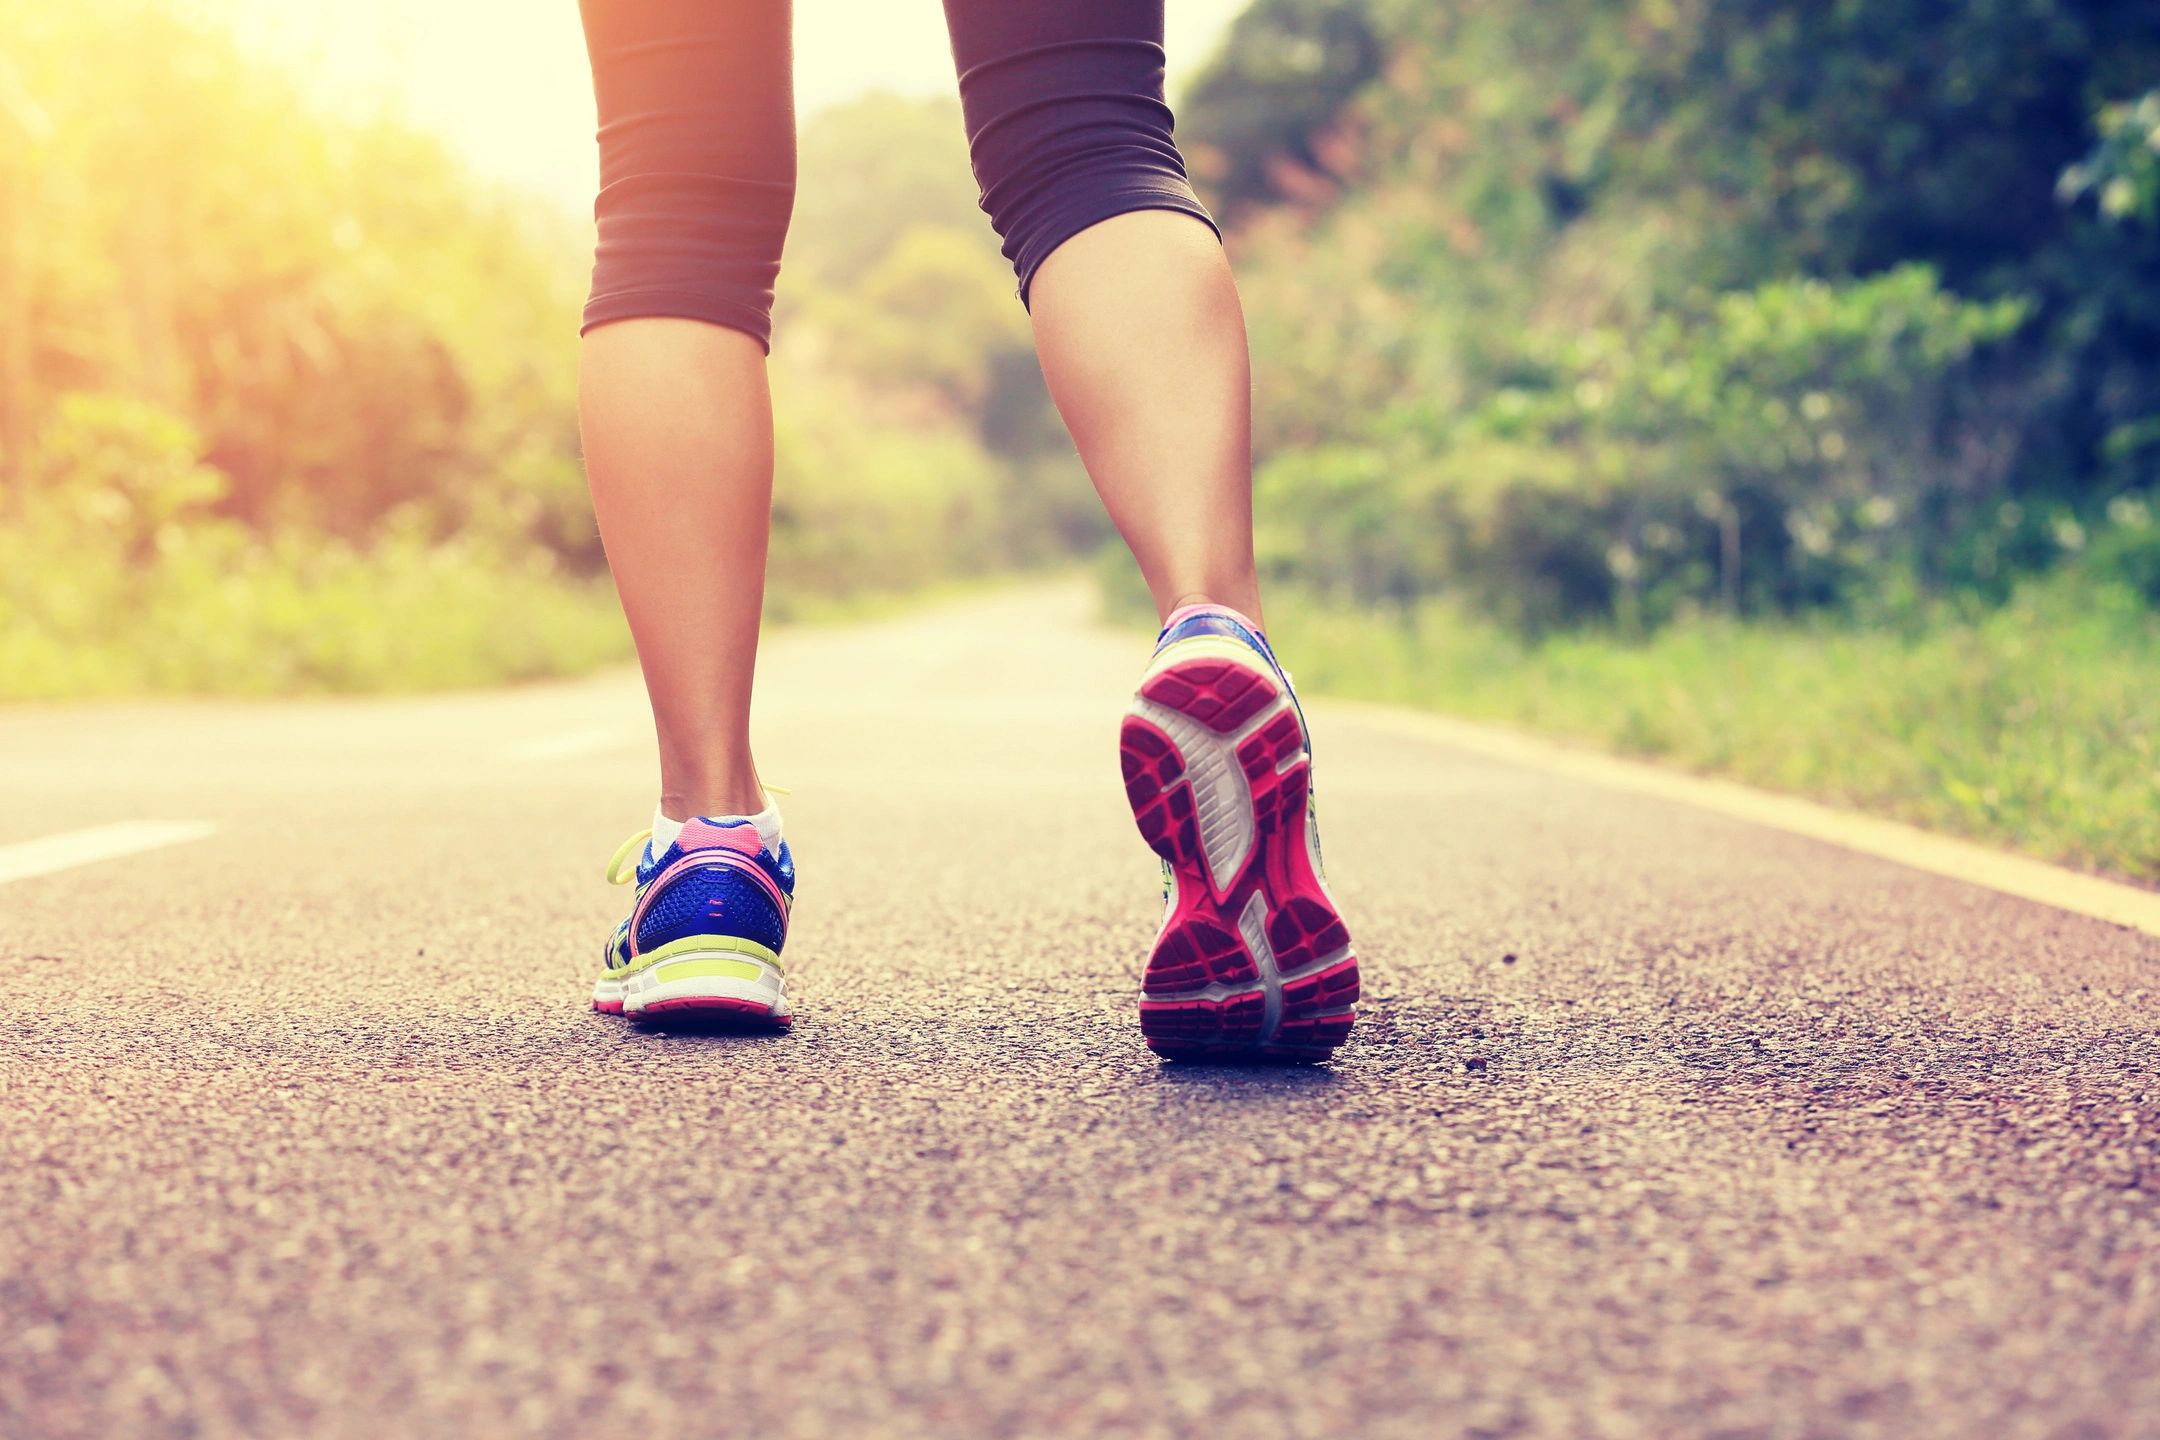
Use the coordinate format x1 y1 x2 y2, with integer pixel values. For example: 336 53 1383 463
580 323 772 820
944 0 1357 1062
578 0 795 821
1029 215 1259 624
579 0 801 1026
941 0 1258 624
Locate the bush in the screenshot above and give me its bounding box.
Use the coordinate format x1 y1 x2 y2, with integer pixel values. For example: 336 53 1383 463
0 394 628 697
2 15 1097 701
1258 268 2026 630
1191 0 2160 636
2088 493 2160 604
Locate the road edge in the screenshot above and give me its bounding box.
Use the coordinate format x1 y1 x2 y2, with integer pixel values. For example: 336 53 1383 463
1318 699 2160 940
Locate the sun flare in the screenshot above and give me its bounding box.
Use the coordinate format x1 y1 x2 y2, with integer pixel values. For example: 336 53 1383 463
171 0 1247 212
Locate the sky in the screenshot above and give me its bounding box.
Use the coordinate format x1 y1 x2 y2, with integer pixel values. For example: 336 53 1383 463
194 0 1253 215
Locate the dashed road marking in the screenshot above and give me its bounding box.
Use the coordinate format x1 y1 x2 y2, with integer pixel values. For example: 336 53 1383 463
0 821 218 887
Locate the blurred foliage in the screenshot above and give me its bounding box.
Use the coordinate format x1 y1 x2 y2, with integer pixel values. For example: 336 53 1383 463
777 95 1107 579
0 395 628 696
2061 89 2160 227
0 2 583 541
0 4 1092 695
1263 267 2033 630
1180 0 1385 217
1193 0 2160 630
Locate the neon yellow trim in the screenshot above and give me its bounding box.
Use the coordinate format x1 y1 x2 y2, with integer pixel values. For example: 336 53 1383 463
604 932 782 979
654 957 764 985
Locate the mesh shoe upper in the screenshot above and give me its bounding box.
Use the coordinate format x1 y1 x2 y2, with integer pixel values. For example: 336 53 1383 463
605 818 795 970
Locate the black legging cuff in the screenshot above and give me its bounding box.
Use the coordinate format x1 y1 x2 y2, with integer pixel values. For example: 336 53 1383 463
581 289 778 352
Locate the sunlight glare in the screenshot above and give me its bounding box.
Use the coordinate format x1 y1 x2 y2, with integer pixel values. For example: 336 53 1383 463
180 0 1248 213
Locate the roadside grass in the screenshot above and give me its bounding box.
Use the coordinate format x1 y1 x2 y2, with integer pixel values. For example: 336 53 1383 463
0 533 634 699
1254 574 2160 886
0 524 1054 702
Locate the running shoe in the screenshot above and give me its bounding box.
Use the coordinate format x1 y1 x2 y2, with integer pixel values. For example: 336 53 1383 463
592 818 795 1026
1118 604 1358 1061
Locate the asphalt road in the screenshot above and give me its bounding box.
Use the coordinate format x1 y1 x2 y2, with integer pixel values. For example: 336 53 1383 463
2 586 2155 1440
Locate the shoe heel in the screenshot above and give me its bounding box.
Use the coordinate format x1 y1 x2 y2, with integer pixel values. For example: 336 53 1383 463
621 944 790 1028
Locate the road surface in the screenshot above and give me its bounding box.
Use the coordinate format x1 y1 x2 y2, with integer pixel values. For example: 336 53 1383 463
2 586 2155 1439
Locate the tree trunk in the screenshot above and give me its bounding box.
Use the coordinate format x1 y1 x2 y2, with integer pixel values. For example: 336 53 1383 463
1720 503 1741 614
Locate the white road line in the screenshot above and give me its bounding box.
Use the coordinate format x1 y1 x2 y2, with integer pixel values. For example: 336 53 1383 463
504 727 638 763
0 821 218 887
1324 700 2160 940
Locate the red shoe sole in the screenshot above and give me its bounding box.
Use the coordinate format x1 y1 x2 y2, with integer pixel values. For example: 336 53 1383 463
1121 654 1357 1062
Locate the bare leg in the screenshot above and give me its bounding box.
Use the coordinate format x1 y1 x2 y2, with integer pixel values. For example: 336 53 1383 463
579 317 771 819
1026 211 1262 626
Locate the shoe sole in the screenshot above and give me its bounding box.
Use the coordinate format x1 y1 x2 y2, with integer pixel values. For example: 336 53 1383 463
594 951 791 1030
1119 639 1358 1062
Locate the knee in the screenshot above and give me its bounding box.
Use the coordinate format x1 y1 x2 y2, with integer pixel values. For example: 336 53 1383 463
953 23 1219 305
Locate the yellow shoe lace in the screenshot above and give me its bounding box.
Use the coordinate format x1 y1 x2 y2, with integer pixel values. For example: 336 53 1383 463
605 830 652 885
604 784 791 884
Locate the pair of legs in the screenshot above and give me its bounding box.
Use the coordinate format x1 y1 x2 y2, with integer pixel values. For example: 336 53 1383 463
577 0 1264 818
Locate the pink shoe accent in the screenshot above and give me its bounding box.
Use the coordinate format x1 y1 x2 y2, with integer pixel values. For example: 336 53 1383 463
1160 601 1263 634
673 818 765 856
1122 655 1357 1063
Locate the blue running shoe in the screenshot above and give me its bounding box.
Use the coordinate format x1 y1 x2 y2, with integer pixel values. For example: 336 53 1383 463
592 818 795 1026
1118 603 1358 1061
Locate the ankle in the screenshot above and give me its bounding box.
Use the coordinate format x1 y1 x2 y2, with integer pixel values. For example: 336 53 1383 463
658 769 768 820
1159 587 1264 631
655 731 766 818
